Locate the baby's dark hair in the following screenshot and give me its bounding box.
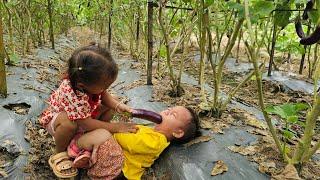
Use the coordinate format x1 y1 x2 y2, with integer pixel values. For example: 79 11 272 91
67 42 118 91
172 107 200 144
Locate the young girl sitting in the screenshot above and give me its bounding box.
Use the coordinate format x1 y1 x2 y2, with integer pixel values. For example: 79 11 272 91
39 43 138 178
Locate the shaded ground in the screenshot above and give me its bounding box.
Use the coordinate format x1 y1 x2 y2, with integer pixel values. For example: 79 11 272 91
0 27 319 179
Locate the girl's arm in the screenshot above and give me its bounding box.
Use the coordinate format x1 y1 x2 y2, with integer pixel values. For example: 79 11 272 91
101 91 132 113
77 117 138 133
101 91 119 109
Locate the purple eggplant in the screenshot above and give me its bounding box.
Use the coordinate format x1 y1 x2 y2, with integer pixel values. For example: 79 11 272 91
300 26 320 45
302 0 314 20
295 20 305 38
131 109 163 124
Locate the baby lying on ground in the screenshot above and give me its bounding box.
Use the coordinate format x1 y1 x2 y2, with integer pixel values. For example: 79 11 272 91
69 106 199 179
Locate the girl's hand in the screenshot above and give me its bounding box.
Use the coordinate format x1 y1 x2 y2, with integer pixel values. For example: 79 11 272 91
114 122 138 133
115 103 132 113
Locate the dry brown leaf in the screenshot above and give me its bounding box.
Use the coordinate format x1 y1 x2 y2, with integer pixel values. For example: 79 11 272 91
258 161 276 173
211 122 229 134
0 159 5 167
211 160 228 176
262 135 275 144
6 72 15 76
272 164 301 180
228 145 257 156
200 120 213 129
212 126 224 134
243 113 267 130
15 108 28 115
246 118 267 130
184 135 213 147
3 140 15 146
252 156 266 163
38 129 48 137
0 169 8 178
123 79 145 91
223 114 235 124
247 129 268 136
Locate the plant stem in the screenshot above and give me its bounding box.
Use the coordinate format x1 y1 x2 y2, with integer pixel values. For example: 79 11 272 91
283 122 288 156
220 64 264 111
236 28 242 63
292 94 320 163
170 12 196 59
198 0 206 100
303 140 320 162
213 18 244 110
243 0 288 161
311 44 319 77
158 1 177 90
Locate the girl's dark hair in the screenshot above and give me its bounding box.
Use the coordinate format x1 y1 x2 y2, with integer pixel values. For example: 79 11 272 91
67 42 118 91
172 107 201 144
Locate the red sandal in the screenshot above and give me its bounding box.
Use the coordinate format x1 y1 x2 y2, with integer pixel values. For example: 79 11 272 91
68 135 92 169
73 150 91 168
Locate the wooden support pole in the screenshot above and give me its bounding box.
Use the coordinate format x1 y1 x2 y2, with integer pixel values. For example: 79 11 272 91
267 24 276 76
136 9 140 52
108 0 113 50
147 0 153 85
0 13 7 97
47 0 55 49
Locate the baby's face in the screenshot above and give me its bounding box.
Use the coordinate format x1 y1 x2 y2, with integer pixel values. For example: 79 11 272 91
155 106 191 134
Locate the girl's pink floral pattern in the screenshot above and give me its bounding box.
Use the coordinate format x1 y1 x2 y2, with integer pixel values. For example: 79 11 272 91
39 79 101 127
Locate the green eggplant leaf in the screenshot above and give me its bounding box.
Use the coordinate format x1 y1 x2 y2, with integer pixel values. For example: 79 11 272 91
274 3 292 28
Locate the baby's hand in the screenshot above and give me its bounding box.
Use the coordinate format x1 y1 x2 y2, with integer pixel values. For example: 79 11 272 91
114 122 138 133
120 115 132 122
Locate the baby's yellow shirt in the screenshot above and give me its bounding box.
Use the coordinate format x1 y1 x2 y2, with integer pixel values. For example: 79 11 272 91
114 125 170 180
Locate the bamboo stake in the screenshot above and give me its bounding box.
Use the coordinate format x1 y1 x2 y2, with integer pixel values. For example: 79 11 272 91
147 0 154 85
0 11 7 97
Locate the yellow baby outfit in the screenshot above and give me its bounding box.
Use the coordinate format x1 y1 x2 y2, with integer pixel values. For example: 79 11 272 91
114 125 170 180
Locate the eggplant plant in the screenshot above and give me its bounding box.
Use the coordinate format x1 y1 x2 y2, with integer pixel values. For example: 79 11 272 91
244 0 320 168
275 24 306 64
266 103 309 153
199 1 274 118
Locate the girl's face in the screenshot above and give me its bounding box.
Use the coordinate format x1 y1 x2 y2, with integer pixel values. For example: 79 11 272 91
78 77 116 95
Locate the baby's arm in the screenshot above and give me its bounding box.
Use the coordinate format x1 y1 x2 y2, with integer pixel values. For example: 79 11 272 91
77 117 138 133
